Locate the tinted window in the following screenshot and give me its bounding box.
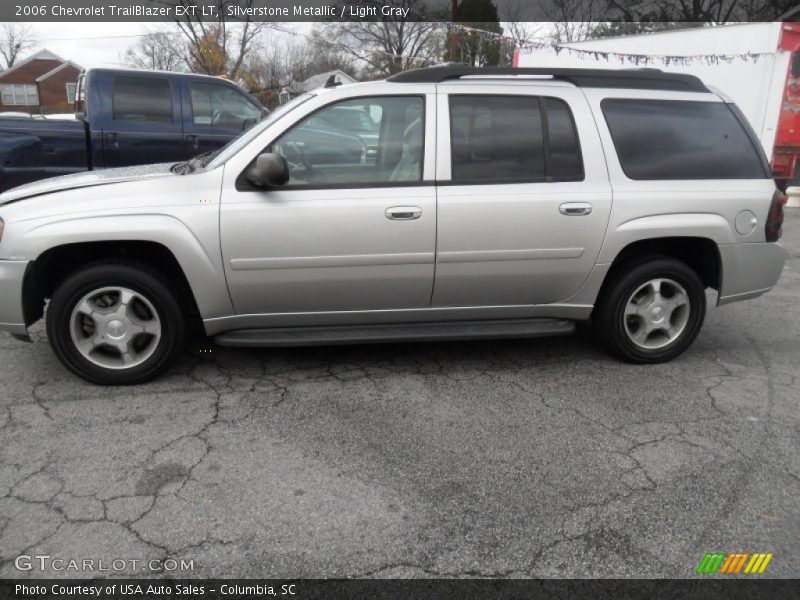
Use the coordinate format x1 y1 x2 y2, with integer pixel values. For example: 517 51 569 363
545 97 583 181
450 96 544 183
112 77 172 123
190 82 261 129
270 96 423 186
602 99 768 180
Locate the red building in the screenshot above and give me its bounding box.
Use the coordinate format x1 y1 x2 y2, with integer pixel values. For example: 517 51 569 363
0 49 82 115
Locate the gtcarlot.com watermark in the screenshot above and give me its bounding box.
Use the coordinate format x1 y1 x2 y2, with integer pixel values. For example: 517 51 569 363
14 554 194 573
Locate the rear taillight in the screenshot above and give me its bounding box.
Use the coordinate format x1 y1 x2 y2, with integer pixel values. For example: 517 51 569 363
765 190 788 242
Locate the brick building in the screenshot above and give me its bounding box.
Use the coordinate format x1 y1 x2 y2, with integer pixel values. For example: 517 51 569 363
0 49 82 115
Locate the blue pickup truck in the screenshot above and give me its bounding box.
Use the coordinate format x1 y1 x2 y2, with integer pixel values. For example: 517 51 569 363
0 68 265 192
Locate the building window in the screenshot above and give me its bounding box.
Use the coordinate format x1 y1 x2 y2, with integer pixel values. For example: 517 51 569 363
0 83 39 106
65 82 77 104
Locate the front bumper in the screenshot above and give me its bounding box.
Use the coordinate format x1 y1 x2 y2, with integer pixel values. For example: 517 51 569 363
717 242 787 306
0 259 29 334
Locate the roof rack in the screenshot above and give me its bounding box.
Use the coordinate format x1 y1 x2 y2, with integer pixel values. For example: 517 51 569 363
386 65 709 93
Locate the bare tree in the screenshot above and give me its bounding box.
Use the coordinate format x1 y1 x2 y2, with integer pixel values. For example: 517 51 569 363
158 0 269 77
125 28 187 72
322 0 442 78
500 0 549 65
602 0 794 23
502 1 548 48
0 23 38 69
541 0 603 43
240 29 358 107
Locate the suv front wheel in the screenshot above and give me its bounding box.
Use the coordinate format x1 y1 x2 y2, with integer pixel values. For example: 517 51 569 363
594 256 706 363
46 262 185 385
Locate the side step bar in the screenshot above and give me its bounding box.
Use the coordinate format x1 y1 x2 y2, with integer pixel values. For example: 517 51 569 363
214 318 576 348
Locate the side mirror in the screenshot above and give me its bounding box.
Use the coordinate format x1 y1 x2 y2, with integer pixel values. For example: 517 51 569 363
246 152 289 188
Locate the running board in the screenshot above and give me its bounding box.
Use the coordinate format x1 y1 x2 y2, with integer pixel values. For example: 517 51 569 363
214 318 576 348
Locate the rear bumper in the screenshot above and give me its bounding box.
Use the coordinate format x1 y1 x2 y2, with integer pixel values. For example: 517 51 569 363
0 259 29 334
717 242 786 306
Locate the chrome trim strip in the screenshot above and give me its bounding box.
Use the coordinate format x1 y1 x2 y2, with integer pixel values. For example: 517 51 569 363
437 248 585 263
230 252 435 271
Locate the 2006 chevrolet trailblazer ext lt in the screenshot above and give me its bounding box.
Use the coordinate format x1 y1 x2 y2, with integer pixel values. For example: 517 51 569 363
0 66 788 384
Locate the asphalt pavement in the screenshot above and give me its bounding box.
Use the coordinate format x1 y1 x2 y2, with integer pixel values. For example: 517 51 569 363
1 211 799 579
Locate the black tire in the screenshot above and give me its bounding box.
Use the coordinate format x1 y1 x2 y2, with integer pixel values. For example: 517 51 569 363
46 262 185 385
593 256 706 364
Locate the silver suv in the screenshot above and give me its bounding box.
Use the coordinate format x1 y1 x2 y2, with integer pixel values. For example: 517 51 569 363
0 66 788 384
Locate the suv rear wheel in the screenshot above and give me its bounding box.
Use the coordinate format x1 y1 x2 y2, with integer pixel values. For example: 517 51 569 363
594 256 706 363
46 262 185 385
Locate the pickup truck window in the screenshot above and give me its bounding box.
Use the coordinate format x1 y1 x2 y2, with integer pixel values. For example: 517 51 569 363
189 82 261 129
112 76 173 123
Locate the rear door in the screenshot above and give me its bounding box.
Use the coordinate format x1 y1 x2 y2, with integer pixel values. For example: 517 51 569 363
182 79 263 158
433 82 612 307
100 73 184 167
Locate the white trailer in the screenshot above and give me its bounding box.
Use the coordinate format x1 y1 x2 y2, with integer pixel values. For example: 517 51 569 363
515 22 800 186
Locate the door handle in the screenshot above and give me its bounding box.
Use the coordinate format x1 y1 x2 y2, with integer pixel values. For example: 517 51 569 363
386 206 422 220
559 202 593 216
186 134 199 150
104 132 119 149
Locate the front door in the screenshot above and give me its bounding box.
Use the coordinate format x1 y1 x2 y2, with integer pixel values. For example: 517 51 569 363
432 85 613 307
182 79 263 159
220 93 437 320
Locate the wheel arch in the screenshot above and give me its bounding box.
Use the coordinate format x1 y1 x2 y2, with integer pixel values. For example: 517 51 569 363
18 215 234 329
594 236 722 312
22 240 214 330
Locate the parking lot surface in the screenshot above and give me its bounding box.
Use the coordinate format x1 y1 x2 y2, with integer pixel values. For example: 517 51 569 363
1 212 799 579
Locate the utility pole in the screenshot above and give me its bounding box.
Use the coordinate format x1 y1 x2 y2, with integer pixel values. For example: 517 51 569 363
449 0 458 62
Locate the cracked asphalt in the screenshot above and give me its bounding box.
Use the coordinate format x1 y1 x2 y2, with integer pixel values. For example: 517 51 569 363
1 211 799 580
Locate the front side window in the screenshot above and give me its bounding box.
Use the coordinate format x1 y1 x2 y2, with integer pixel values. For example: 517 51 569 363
602 99 768 180
112 76 172 123
449 95 582 184
190 82 261 129
270 96 424 186
0 84 38 106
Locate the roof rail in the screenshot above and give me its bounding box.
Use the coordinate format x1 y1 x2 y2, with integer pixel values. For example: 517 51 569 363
386 65 709 93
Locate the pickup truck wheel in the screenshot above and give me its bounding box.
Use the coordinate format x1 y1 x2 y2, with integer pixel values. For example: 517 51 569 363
46 263 184 385
594 257 706 363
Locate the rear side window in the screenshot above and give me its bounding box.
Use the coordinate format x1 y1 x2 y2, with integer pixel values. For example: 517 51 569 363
602 99 768 180
449 95 583 184
112 76 173 123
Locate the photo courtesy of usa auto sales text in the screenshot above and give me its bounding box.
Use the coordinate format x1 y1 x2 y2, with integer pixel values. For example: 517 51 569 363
15 583 298 596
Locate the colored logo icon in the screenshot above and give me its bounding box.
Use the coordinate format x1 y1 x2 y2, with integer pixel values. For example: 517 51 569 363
696 552 773 574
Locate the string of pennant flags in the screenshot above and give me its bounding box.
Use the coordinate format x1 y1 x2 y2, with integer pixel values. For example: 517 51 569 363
442 21 774 66
274 20 774 68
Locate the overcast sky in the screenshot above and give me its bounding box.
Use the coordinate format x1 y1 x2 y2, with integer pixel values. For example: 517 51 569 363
18 22 315 69
18 22 150 68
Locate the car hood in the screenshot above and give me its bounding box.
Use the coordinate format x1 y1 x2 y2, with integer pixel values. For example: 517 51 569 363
0 163 175 206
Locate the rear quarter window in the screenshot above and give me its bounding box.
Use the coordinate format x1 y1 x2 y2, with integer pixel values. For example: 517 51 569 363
601 99 768 180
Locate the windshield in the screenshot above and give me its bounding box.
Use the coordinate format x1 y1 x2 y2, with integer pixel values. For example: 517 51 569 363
204 93 314 169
